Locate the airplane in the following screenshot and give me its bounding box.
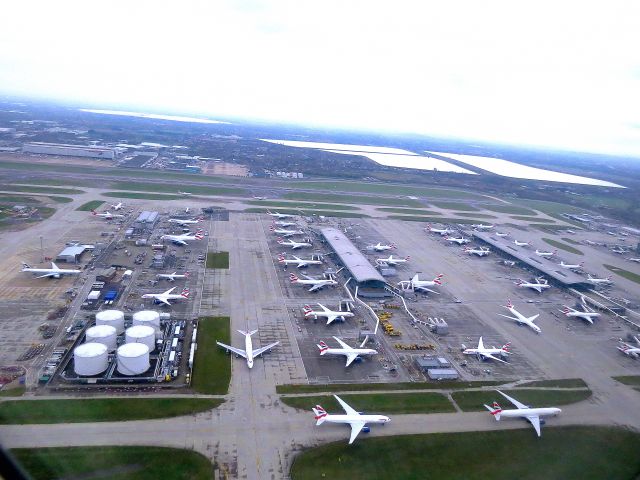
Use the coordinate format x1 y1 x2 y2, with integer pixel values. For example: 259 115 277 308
289 273 337 292
273 220 297 227
397 273 443 294
444 235 470 245
252 196 267 200
375 255 410 267
109 202 123 210
617 336 640 359
184 207 190 214
277 253 322 268
561 305 600 324
156 271 190 282
558 260 584 270
178 191 193 196
514 239 530 247
267 210 293 219
462 337 511 364
627 258 640 264
161 231 204 246
611 246 628 255
21 262 81 279
368 242 396 252
499 299 541 333
495 232 509 237
464 246 491 257
586 274 613 286
516 277 551 293
501 260 517 267
312 394 390 444
535 249 557 258
484 390 561 437
91 210 124 220
216 329 279 368
317 336 377 366
303 303 354 325
141 287 190 306
425 223 454 236
269 225 304 237
472 224 494 230
168 217 201 226
277 238 312 249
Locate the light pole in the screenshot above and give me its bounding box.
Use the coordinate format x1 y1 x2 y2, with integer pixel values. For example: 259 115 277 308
40 235 44 263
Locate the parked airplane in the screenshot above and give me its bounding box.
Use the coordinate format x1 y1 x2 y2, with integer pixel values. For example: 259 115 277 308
472 224 494 230
273 220 297 227
368 242 396 252
628 258 640 264
425 224 454 236
290 273 337 292
317 336 377 366
586 274 613 286
499 299 541 333
397 273 443 294
277 238 312 249
91 210 124 220
617 336 640 358
375 255 410 267
561 305 600 324
178 191 193 196
252 196 267 200
168 217 201 226
161 231 204 246
514 239 530 247
462 337 511 364
464 246 491 257
304 303 354 325
558 261 583 270
312 394 390 444
216 329 278 368
535 249 557 258
277 253 322 268
444 235 470 245
21 262 81 279
110 202 123 210
270 225 304 237
184 207 190 214
484 390 561 437
611 246 628 255
156 271 190 282
142 287 190 306
516 277 551 293
495 232 509 237
267 210 293 219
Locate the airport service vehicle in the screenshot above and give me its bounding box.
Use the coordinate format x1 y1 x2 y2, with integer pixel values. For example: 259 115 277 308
168 217 202 226
375 255 410 267
278 253 322 268
216 329 279 368
267 210 293 219
516 277 551 293
21 262 81 279
464 246 491 257
586 274 613 286
535 249 557 258
495 232 509 237
110 202 123 210
303 303 354 325
269 225 304 237
317 337 377 367
618 336 640 358
277 238 312 250
312 394 390 444
444 235 470 245
91 210 124 220
514 239 530 247
561 304 600 324
161 231 204 246
273 220 297 227
462 337 511 363
484 390 561 437
397 273 443 294
425 223 454 236
499 299 541 333
142 287 190 306
472 224 494 230
156 271 190 282
558 261 583 270
289 273 337 292
368 242 396 252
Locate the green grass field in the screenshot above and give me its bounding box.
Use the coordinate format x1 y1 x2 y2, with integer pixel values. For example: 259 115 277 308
542 238 584 255
430 201 479 211
282 192 423 207
514 199 589 226
518 378 588 388
245 208 368 218
47 196 73 203
76 200 105 211
247 200 359 211
0 398 222 424
0 184 84 195
376 207 440 215
290 427 640 480
451 389 591 412
612 375 640 386
102 191 184 200
387 215 488 224
281 392 455 414
12 446 214 480
530 224 568 233
0 386 25 397
483 204 538 215
276 380 509 394
455 212 497 218
604 264 640 284
287 181 486 199
192 316 231 395
510 215 556 223
111 181 244 196
206 251 229 269
561 236 582 245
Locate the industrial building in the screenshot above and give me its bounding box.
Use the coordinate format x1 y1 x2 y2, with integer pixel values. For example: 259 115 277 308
134 211 159 230
23 142 118 159
56 245 87 264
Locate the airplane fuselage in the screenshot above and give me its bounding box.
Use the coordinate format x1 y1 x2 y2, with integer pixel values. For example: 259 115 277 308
497 407 561 420
322 414 390 425
245 334 254 368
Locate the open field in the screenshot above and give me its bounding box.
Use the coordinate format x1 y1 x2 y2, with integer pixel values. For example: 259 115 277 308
514 199 588 226
561 237 582 245
276 380 509 394
518 378 588 388
430 201 479 211
0 398 222 424
111 181 244 196
245 208 368 218
387 215 490 224
247 200 359 211
604 264 640 284
612 375 640 386
483 204 537 215
542 238 584 255
13 446 214 480
451 389 592 412
376 207 440 215
206 251 230 269
290 427 640 480
281 392 455 414
192 316 231 395
282 192 423 207
0 184 84 195
102 191 184 200
76 200 105 211
455 212 497 218
510 215 556 223
0 386 25 397
287 181 486 199
46 196 73 203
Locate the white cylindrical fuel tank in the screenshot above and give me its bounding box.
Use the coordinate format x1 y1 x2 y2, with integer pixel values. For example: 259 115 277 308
116 343 150 376
132 310 161 338
85 325 117 351
73 342 109 376
95 310 125 334
125 325 156 352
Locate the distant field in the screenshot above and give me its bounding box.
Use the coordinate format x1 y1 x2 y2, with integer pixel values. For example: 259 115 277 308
247 200 359 211
102 191 183 200
276 380 509 394
376 207 440 215
531 224 568 233
561 236 582 245
454 212 497 218
430 201 478 211
542 238 584 255
13 446 214 480
206 251 229 269
47 196 73 203
0 184 84 195
76 200 105 211
387 215 487 224
192 316 231 395
510 215 556 223
483 204 537 215
518 378 588 388
245 208 368 218
515 198 588 226
451 388 591 412
111 181 244 196
283 192 423 207
604 264 640 284
290 427 640 480
612 375 640 386
0 386 25 397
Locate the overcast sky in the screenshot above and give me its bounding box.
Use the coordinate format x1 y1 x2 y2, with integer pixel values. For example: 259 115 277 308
1 1 639 156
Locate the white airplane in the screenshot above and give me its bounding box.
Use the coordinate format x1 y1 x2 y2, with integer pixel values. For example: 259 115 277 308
270 225 304 237
561 305 600 324
611 246 627 255
535 249 557 258
464 246 491 257
91 210 124 220
178 191 193 196
462 337 511 364
156 271 190 282
558 260 584 270
499 299 541 333
425 223 454 236
473 224 494 230
289 273 337 292
161 231 204 246
216 329 279 369
274 220 297 227
267 210 293 219
516 277 551 293
312 394 390 444
495 232 509 237
21 262 81 279
317 336 377 366
617 336 640 359
252 196 267 200
277 253 322 268
110 202 123 211
627 258 640 264
304 303 354 325
142 287 190 306
586 274 613 286
397 273 443 294
184 207 190 214
368 242 396 252
444 235 470 245
168 217 201 226
484 390 561 437
277 238 312 250
514 239 530 247
375 255 410 267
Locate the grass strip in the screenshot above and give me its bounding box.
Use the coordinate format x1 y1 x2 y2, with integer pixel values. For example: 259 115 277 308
604 265 640 284
283 192 423 207
192 316 231 395
518 378 588 388
245 208 368 218
612 375 640 386
542 238 584 255
454 212 497 218
430 201 479 211
247 200 359 211
0 184 84 195
206 251 229 269
286 181 485 199
276 380 509 394
111 180 243 196
387 215 489 224
510 215 556 223
483 204 537 215
376 207 440 215
76 200 105 211
561 237 582 245
102 191 183 200
452 388 591 412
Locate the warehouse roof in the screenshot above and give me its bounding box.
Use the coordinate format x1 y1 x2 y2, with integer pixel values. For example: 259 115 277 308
321 227 385 284
57 245 87 257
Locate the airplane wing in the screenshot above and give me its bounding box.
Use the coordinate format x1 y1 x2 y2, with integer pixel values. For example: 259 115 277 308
174 239 187 245
292 255 302 261
308 284 324 292
300 273 314 280
333 337 352 350
36 272 56 278
326 315 339 325
348 421 366 444
415 286 440 294
216 341 247 358
497 390 529 409
497 314 520 322
252 341 279 358
345 353 359 367
334 395 358 416
158 297 172 306
526 415 542 437
318 303 331 312
482 353 508 364
163 287 177 295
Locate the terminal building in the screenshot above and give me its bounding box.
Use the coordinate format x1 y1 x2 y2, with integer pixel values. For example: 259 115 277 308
23 142 118 159
134 211 159 230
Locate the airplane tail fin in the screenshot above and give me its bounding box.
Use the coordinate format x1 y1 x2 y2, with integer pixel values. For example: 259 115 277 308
277 254 286 263
195 233 204 240
184 271 190 278
484 401 502 420
181 289 190 298
405 256 411 261
579 262 584 268
91 210 97 215
506 299 514 309
562 306 571 315
317 341 329 355
289 273 299 283
433 274 443 285
21 262 31 269
390 243 397 249
501 342 511 353
277 238 285 244
303 305 313 314
312 405 327 425
238 329 258 337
